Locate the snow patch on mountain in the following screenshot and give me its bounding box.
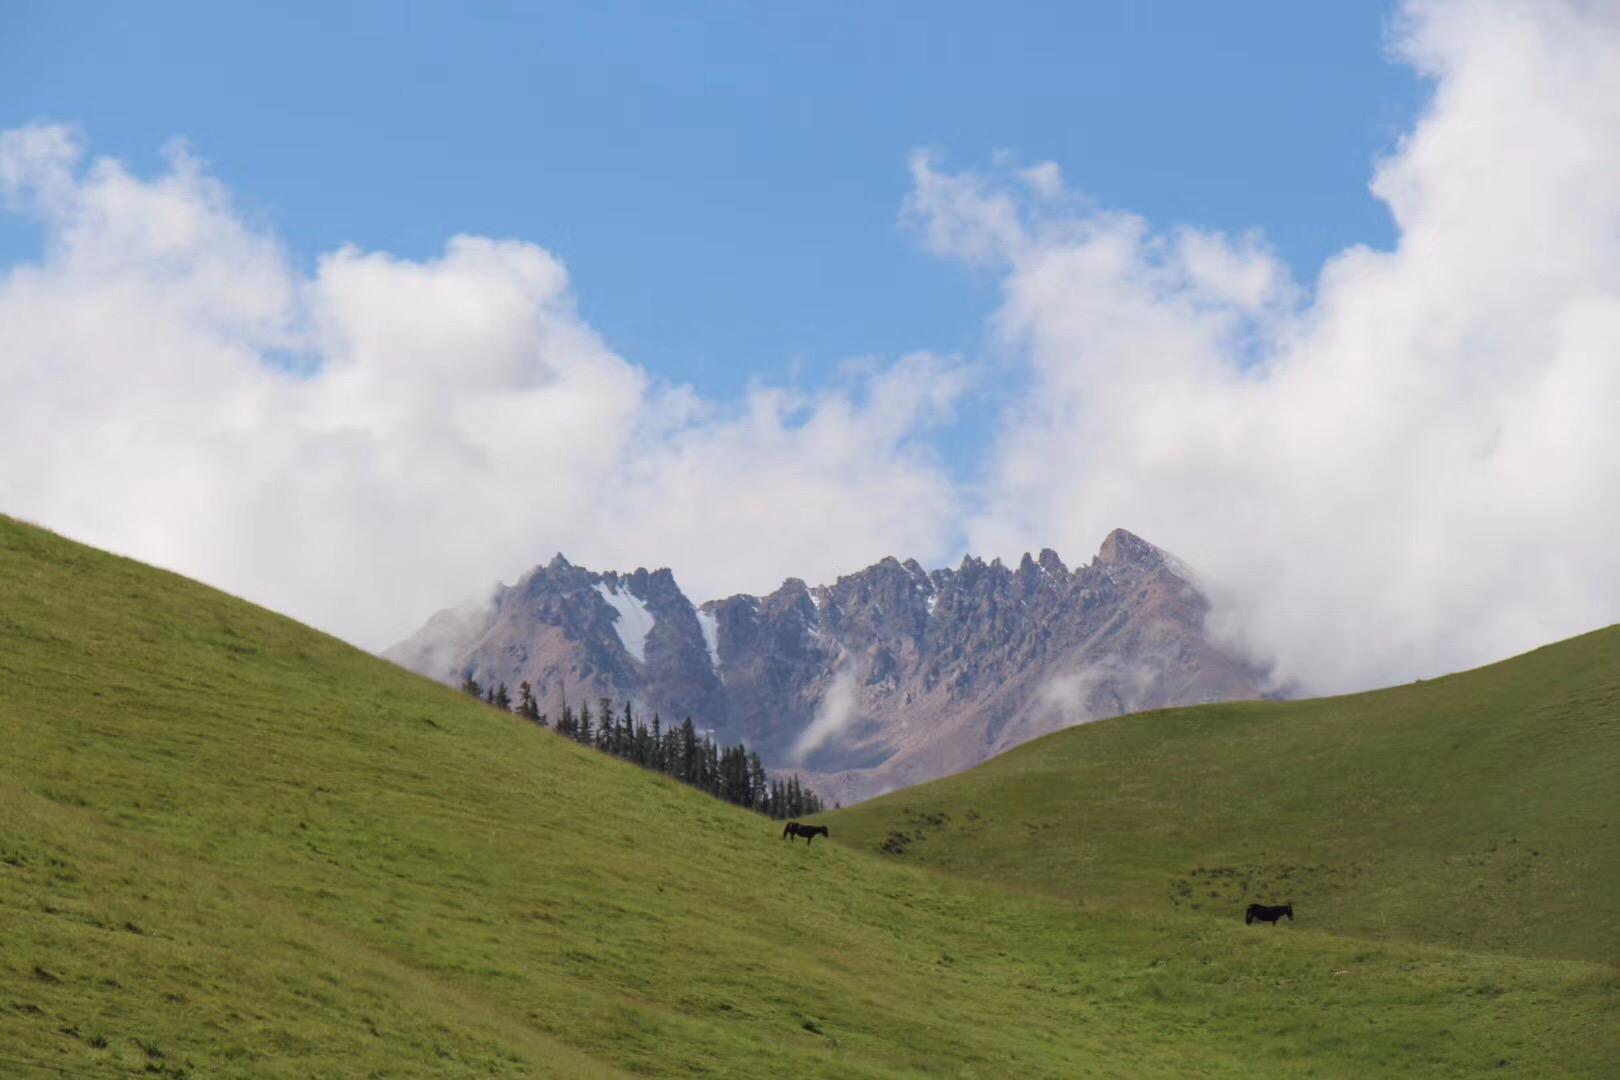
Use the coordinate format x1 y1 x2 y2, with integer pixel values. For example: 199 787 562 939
695 608 721 670
595 582 655 663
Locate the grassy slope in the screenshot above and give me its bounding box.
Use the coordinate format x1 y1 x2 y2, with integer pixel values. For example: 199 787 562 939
0 514 1613 1078
824 626 1620 968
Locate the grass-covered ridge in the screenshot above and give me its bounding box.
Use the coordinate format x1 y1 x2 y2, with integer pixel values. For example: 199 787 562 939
1 514 1616 1077
824 623 1620 967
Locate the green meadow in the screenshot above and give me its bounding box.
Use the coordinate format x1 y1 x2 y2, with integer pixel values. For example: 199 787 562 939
823 625 1620 968
2 514 1616 1077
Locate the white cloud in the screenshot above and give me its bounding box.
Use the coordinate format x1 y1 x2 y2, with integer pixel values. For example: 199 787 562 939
901 150 1033 266
0 128 966 648
617 350 967 601
792 667 860 763
913 0 1620 692
1035 658 1158 730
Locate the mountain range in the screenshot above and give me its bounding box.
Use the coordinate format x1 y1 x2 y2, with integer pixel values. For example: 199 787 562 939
386 528 1268 804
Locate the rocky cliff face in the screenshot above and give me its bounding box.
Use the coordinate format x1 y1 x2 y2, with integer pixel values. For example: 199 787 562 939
385 529 1268 804
385 554 726 733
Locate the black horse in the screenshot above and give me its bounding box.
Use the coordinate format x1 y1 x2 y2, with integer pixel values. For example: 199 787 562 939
782 822 829 845
1245 902 1294 925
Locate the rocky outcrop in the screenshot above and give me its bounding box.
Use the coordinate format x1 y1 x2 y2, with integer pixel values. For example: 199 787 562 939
386 554 724 729
386 529 1268 803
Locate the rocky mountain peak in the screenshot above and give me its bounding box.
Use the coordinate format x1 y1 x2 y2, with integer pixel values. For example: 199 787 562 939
1037 548 1068 575
764 577 815 615
611 565 682 603
1095 527 1165 570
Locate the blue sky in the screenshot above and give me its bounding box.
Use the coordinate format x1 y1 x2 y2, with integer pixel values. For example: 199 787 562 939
1 1 1419 404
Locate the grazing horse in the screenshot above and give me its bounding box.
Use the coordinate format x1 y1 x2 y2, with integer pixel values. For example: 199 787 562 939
782 821 829 845
1245 902 1294 926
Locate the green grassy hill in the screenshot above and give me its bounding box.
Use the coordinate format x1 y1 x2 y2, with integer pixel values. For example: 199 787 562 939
824 625 1620 967
2 513 1616 1077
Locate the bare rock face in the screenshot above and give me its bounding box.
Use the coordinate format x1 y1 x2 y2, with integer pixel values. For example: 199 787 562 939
386 554 724 727
385 529 1268 804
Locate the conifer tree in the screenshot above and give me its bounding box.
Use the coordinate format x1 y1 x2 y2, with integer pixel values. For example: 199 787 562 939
678 718 698 782
722 745 751 807
510 691 823 820
576 700 594 745
493 682 512 711
461 674 482 698
703 738 720 796
634 715 653 768
748 752 768 812
516 681 541 721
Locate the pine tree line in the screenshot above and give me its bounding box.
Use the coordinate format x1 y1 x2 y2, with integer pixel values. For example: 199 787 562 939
460 677 826 819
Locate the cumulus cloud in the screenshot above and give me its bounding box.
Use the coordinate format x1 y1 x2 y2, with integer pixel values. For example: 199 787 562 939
0 128 966 648
912 0 1620 692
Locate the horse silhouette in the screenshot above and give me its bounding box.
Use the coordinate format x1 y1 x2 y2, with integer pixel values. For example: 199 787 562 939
782 822 829 845
1245 902 1294 925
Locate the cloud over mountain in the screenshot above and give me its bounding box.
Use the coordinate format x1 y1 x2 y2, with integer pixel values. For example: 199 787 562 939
910 0 1620 691
0 128 965 648
3 0 1618 697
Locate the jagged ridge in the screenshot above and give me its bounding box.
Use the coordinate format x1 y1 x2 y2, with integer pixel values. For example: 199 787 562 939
386 529 1268 804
